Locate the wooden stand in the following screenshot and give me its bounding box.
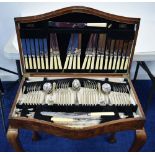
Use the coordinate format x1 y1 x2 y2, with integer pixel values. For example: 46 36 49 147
7 126 146 152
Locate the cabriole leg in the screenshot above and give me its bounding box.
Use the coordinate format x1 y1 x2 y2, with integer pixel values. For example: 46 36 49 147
129 128 147 152
7 126 24 152
107 132 117 143
32 131 40 141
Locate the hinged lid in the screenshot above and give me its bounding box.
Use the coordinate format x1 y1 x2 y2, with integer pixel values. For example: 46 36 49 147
15 6 140 76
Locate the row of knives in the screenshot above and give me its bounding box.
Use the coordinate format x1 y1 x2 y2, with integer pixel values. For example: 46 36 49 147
21 33 132 71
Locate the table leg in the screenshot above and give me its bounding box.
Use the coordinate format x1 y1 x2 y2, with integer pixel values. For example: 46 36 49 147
0 94 6 133
129 128 147 152
107 132 117 143
145 84 155 113
32 131 41 141
7 126 24 152
133 62 140 83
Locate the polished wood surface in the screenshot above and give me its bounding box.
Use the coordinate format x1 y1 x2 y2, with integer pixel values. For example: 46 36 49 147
9 117 145 139
14 6 140 24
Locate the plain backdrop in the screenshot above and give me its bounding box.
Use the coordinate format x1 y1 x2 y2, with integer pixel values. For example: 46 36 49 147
0 2 155 81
